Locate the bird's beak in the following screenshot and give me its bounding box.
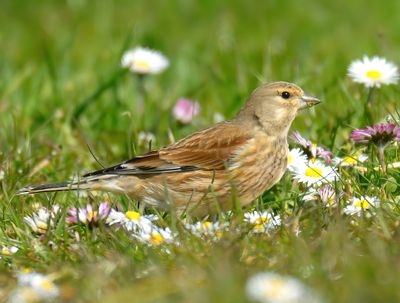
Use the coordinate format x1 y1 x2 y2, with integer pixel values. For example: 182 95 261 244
300 94 321 109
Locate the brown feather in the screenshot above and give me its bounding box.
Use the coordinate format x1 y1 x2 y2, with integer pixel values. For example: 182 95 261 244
83 122 249 177
160 122 250 169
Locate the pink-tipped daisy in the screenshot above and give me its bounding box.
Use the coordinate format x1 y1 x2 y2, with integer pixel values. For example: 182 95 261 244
172 98 201 123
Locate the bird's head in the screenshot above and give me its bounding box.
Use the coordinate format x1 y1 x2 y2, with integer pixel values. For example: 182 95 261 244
236 81 320 135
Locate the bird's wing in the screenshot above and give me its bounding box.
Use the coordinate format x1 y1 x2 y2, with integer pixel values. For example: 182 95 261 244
160 122 250 170
82 151 197 177
83 122 250 177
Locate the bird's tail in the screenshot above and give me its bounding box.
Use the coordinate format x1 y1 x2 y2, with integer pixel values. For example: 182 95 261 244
17 180 92 195
18 174 123 196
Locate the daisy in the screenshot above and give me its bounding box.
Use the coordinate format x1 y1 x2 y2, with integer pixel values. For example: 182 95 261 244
137 131 156 147
0 245 18 258
121 47 169 74
351 123 400 146
134 227 175 246
351 123 400 174
287 148 307 172
172 98 201 124
290 131 332 163
344 196 379 216
185 220 228 240
10 271 59 303
291 161 338 186
348 56 399 88
66 202 111 226
0 169 4 181
107 209 157 232
302 184 339 206
246 272 321 303
333 154 368 167
213 112 225 123
24 206 60 235
244 211 281 233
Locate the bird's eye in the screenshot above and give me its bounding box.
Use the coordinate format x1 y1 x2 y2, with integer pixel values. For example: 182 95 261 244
281 91 291 99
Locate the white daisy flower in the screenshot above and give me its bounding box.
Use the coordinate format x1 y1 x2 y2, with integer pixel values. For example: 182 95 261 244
348 56 399 88
185 220 228 240
344 196 379 216
246 272 321 303
213 112 225 123
287 148 308 172
10 272 59 303
121 47 169 74
134 227 175 246
244 211 281 233
0 245 18 258
0 169 4 181
107 209 157 232
138 131 156 147
24 205 60 234
291 161 338 186
333 154 368 167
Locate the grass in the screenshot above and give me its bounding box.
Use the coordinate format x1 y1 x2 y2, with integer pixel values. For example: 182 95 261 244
1 0 400 302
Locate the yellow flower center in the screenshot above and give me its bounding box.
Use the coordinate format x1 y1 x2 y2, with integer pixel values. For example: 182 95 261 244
287 154 293 164
125 211 141 221
87 210 97 220
32 203 41 210
343 156 357 164
255 217 270 224
150 233 164 245
267 278 285 299
254 224 264 230
0 249 11 256
134 60 150 70
355 200 370 209
40 280 55 291
201 221 212 229
37 222 48 232
305 167 323 178
366 70 382 80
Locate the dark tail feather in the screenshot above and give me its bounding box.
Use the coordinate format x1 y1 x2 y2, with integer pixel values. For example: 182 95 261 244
17 181 90 195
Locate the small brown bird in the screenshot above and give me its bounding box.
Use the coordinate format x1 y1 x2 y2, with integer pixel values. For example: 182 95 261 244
19 82 320 216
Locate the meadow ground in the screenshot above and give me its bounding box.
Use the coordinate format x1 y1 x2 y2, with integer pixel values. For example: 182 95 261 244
0 0 400 302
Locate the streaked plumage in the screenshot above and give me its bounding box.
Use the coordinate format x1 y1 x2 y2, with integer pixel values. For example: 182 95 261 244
19 82 320 216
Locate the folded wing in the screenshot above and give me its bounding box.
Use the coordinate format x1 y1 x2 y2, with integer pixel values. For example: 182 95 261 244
84 122 250 177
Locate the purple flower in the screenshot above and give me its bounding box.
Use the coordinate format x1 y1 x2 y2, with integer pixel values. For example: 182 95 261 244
303 184 343 206
291 131 312 148
316 147 333 164
172 98 200 123
351 123 400 175
290 131 332 163
67 202 111 226
350 123 400 147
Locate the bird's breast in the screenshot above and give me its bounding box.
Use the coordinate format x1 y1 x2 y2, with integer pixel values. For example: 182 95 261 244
227 134 288 204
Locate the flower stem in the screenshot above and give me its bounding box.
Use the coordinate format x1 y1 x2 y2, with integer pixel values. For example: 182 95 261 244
363 87 374 124
376 145 387 175
135 74 146 115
